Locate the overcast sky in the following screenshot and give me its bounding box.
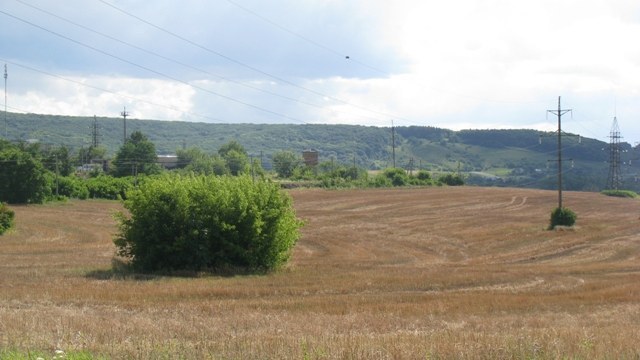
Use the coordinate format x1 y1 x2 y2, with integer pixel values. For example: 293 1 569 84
1 0 640 143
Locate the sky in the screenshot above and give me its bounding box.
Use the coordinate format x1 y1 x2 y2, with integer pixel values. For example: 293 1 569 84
1 0 640 143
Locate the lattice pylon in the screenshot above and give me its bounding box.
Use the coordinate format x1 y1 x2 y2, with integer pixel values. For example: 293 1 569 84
606 117 622 190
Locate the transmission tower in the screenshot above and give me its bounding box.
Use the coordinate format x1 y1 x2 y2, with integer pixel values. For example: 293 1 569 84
91 115 101 148
606 117 622 190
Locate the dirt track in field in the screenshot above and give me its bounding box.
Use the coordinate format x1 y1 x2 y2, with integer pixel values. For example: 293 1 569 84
2 186 640 358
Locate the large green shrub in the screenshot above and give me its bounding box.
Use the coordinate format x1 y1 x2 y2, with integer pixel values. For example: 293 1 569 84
549 207 577 229
114 174 303 273
0 202 15 235
0 147 51 204
438 173 465 186
55 176 89 200
601 189 637 198
85 175 133 200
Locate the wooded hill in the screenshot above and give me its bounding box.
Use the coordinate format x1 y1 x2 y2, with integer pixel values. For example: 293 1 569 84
4 111 639 191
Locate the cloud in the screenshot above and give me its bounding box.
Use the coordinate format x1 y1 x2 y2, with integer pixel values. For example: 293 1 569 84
2 0 640 143
10 73 195 121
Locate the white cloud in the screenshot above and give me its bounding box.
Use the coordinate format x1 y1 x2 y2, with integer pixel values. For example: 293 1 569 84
10 75 195 121
3 0 640 142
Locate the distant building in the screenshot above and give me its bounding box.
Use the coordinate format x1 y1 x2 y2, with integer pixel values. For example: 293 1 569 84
157 155 179 169
302 149 319 167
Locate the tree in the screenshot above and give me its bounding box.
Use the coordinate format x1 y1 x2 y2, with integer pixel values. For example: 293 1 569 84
0 147 51 204
218 140 246 158
218 141 249 176
0 202 14 235
272 150 302 178
224 149 249 176
42 145 74 177
112 131 161 177
77 146 107 165
114 174 303 273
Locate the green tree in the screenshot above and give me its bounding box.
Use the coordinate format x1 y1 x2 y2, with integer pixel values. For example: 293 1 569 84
77 146 107 165
0 147 51 204
272 150 302 178
43 145 74 177
176 147 207 169
112 131 161 177
218 141 249 176
218 140 246 158
114 174 303 273
0 202 15 235
224 149 249 176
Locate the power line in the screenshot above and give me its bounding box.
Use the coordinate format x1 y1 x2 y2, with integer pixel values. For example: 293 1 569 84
224 0 390 78
0 9 311 124
0 58 226 122
13 0 360 120
95 0 416 123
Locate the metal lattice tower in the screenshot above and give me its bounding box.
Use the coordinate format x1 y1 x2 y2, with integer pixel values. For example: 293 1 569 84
91 115 100 148
606 117 622 190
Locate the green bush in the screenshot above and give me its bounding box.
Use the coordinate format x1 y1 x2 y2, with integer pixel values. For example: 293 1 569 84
114 174 303 273
549 207 577 229
601 189 638 198
0 147 51 204
416 170 431 181
0 202 15 235
438 173 465 186
379 168 409 186
55 176 90 200
85 175 134 200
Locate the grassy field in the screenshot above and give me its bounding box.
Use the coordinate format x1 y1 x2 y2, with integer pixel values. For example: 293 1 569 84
1 187 639 359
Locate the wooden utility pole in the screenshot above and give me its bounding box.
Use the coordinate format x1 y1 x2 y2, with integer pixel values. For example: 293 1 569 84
547 96 572 209
391 120 396 168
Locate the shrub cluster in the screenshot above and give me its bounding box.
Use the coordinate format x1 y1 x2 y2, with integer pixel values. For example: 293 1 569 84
0 202 15 235
549 207 577 229
601 189 638 198
114 174 303 273
370 168 439 188
85 176 134 200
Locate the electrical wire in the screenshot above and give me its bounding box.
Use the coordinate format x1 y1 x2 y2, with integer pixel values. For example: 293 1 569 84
13 0 376 122
0 58 227 123
0 9 316 124
96 0 420 124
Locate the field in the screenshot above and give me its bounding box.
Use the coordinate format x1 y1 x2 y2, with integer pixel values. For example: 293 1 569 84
1 186 639 359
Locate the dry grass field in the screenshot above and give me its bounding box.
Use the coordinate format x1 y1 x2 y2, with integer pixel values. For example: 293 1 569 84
1 186 640 359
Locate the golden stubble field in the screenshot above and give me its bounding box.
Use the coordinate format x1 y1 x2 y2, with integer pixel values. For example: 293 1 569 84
1 186 640 359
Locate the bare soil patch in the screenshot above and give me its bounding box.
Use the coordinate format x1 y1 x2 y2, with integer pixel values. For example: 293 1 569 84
1 187 639 358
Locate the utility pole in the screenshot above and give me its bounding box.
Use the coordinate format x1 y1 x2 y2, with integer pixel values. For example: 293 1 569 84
121 107 129 144
4 64 7 139
547 96 572 209
391 120 396 168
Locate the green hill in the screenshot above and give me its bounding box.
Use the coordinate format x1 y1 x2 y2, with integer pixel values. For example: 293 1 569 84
3 111 638 191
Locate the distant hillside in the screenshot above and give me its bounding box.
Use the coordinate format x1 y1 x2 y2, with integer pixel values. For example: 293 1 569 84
3 111 639 191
